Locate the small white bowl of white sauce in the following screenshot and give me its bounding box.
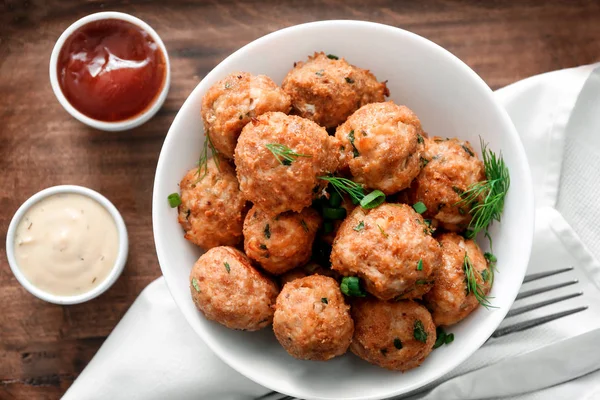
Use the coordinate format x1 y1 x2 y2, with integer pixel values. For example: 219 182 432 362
6 185 128 305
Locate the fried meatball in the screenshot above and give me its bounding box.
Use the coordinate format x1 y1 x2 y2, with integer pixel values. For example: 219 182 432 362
336 102 425 194
273 275 353 360
235 112 339 215
189 246 278 331
279 262 340 286
201 72 291 158
424 233 492 326
243 205 321 275
282 52 388 128
351 299 436 371
406 137 485 231
331 203 441 300
178 159 246 250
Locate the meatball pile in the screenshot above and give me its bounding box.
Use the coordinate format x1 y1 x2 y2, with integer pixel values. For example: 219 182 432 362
172 53 497 371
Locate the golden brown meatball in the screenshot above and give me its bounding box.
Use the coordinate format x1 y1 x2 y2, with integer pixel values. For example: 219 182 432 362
273 275 353 360
331 204 441 300
178 159 247 250
424 233 492 326
201 72 291 159
189 246 279 331
351 299 436 371
336 102 425 194
406 137 485 231
243 205 321 275
282 52 388 128
235 112 339 215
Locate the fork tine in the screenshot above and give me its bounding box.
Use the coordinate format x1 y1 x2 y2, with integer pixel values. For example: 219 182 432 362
523 267 573 283
506 292 583 318
516 280 578 300
492 306 588 338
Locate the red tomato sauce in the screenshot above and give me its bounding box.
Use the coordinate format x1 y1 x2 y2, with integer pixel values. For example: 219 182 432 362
57 19 166 122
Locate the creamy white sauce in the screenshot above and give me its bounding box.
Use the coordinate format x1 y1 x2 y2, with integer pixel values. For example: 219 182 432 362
13 193 119 296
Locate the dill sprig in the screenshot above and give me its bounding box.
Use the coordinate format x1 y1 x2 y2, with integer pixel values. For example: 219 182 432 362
265 143 312 165
318 176 365 204
463 253 494 309
457 138 510 239
196 130 220 182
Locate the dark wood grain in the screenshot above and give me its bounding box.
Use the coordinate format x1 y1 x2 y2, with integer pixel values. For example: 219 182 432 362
1 0 599 398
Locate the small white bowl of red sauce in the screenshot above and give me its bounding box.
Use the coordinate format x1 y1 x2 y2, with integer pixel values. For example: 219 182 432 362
49 12 170 131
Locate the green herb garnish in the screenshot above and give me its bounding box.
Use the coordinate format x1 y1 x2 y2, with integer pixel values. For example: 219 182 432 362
417 259 423 271
321 297 328 304
300 219 309 232
196 131 220 182
191 278 200 292
327 54 339 60
417 134 424 144
340 276 366 297
167 193 181 208
259 244 268 250
345 77 355 84
265 143 312 166
315 69 324 76
264 224 271 239
420 156 429 167
462 144 475 157
457 139 510 240
463 252 494 308
393 338 403 349
323 207 347 220
348 130 359 157
413 202 427 214
413 320 428 343
445 333 454 344
224 82 232 89
319 176 365 205
360 190 385 209
353 221 365 232
224 262 230 273
433 326 454 349
377 224 389 238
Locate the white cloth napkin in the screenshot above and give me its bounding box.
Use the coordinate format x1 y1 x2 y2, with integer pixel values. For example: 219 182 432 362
62 64 600 400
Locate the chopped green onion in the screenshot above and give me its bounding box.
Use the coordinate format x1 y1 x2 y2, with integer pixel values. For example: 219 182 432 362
360 190 385 209
323 221 334 234
224 262 230 273
393 338 403 349
445 333 454 344
323 207 347 220
321 297 328 304
329 191 343 207
413 202 427 214
413 320 428 343
433 327 446 349
417 259 423 271
168 193 181 208
327 54 339 60
340 276 366 297
191 278 200 292
353 221 365 232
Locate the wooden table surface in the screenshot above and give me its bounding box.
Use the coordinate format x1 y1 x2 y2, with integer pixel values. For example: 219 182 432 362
1 0 599 398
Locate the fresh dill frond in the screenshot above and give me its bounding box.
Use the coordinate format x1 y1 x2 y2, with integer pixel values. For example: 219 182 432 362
265 143 312 165
318 176 365 204
196 130 220 182
457 138 510 239
463 252 494 309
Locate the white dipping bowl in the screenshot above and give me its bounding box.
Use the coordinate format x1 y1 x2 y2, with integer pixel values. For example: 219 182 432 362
152 21 534 400
49 12 171 132
6 185 129 305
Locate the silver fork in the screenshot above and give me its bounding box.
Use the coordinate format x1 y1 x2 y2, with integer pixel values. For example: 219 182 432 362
257 267 588 400
491 266 587 338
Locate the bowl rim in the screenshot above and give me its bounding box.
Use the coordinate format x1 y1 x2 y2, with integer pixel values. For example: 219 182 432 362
48 11 171 132
152 19 534 399
6 185 129 305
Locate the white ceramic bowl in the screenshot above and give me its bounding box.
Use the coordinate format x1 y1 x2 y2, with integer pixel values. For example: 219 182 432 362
152 21 534 400
6 185 129 305
49 12 171 132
